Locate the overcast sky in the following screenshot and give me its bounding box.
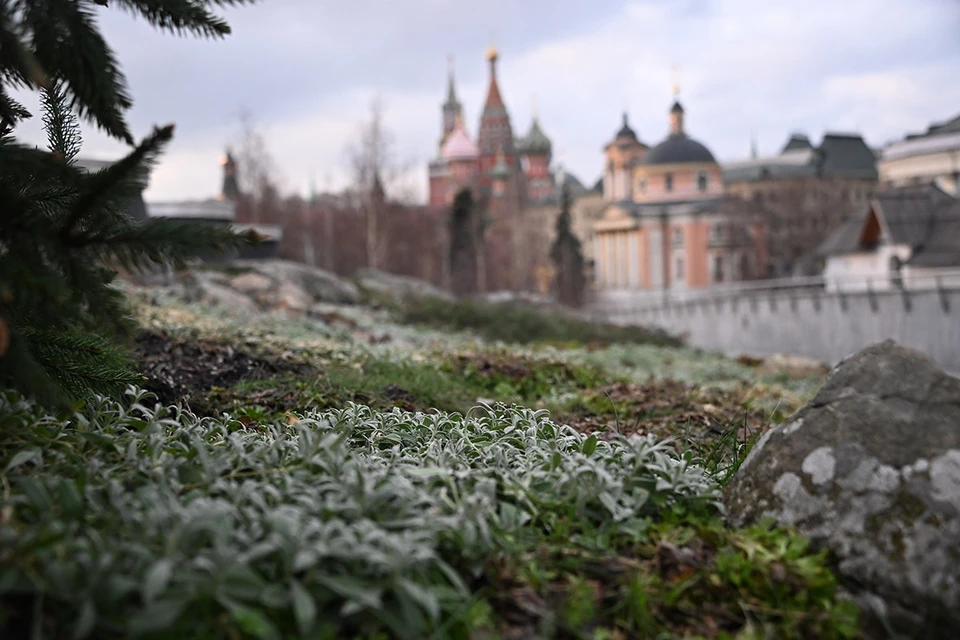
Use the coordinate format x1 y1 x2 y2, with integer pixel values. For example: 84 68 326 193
12 0 960 203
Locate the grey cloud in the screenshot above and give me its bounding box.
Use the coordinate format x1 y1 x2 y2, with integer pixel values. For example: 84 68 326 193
12 0 960 201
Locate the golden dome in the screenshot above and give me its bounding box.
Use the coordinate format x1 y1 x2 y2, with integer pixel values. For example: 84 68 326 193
485 44 498 62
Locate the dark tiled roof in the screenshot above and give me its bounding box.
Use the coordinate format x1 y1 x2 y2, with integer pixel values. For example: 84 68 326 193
817 134 879 180
815 185 960 265
814 210 869 257
724 133 877 183
906 112 960 140
781 134 813 153
909 216 960 267
645 134 716 165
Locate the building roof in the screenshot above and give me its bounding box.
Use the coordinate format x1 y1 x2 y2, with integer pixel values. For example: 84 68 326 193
817 134 880 179
723 132 877 182
530 171 589 205
815 184 960 266
148 199 236 221
643 98 716 166
883 130 960 162
441 121 478 162
518 117 552 156
481 53 505 112
905 112 960 140
781 133 813 153
645 134 716 166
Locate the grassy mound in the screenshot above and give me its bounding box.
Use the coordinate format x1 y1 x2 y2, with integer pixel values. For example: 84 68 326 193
0 389 858 639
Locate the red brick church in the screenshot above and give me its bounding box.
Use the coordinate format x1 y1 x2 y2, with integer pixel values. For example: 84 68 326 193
427 46 556 209
426 46 562 292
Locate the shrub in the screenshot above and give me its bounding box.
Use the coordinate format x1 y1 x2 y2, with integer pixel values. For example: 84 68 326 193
397 296 682 348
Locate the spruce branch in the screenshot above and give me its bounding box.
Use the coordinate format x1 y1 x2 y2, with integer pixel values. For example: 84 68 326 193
109 0 236 38
90 217 255 272
63 124 174 237
24 0 134 143
40 80 82 162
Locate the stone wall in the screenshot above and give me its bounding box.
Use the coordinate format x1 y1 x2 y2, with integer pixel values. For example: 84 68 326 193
592 285 960 374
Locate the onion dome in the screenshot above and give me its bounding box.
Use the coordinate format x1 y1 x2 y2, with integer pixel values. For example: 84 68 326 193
441 117 478 162
615 112 638 141
519 117 552 156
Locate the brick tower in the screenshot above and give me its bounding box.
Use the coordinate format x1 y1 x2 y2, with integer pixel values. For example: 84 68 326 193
476 44 517 184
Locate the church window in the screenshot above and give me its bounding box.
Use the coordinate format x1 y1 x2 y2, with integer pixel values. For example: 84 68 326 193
713 255 724 283
665 173 674 192
675 256 685 281
638 177 647 194
697 171 708 192
672 227 684 247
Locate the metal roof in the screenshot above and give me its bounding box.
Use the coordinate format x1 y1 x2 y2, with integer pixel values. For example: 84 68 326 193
814 185 960 267
644 134 716 166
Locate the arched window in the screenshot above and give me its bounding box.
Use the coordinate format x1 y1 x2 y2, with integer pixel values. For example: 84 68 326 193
697 171 708 192
665 173 674 192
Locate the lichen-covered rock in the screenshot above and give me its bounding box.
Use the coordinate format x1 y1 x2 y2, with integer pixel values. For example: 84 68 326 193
354 269 453 303
182 273 257 313
230 259 360 305
229 271 273 296
725 340 960 636
271 280 311 315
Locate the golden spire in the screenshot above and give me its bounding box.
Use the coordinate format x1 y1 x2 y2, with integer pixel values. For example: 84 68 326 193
486 30 498 62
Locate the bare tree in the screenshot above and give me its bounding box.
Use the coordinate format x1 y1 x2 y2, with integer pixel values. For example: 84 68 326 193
345 97 421 270
231 108 283 225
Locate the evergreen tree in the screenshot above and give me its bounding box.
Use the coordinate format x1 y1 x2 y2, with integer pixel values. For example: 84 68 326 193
0 1 258 409
550 182 587 307
448 188 479 296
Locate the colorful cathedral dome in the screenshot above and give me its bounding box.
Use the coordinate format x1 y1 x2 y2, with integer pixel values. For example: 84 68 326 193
519 117 552 156
441 118 479 162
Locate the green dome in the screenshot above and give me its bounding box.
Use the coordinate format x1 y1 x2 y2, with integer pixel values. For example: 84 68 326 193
519 117 552 156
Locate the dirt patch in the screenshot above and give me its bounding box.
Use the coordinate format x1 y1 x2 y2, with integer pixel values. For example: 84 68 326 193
558 380 770 445
133 329 312 406
382 384 418 412
445 352 604 402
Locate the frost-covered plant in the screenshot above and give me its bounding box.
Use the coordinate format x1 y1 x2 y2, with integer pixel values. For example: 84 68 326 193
0 388 719 639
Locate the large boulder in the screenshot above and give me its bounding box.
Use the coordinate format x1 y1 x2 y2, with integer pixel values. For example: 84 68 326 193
230 260 360 305
182 272 257 313
725 340 960 636
354 269 453 303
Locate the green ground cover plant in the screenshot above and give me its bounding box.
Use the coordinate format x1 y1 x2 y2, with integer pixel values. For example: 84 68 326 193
0 387 858 639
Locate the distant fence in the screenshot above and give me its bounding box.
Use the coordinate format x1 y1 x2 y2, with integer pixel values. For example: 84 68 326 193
588 269 960 375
